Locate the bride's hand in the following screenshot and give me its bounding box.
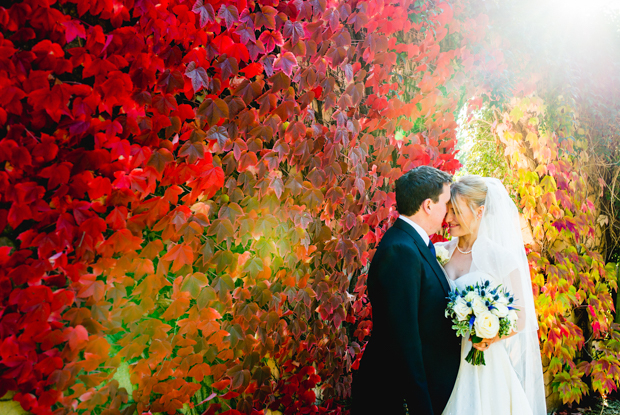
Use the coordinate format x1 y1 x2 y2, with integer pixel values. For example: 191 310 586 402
472 335 499 351
472 329 519 351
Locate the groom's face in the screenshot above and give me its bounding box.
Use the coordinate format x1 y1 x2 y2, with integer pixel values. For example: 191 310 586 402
428 183 451 233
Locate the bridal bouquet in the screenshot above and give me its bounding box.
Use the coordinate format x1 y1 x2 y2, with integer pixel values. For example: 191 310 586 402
445 280 518 365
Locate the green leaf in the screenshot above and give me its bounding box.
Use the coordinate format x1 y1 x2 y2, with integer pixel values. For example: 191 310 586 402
226 324 244 348
181 272 209 298
112 361 134 393
244 257 264 278
510 106 523 124
197 286 217 309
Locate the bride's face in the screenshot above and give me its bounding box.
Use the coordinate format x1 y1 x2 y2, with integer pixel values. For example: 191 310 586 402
445 196 482 237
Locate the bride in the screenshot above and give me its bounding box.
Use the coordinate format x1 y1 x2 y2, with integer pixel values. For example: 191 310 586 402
437 176 546 415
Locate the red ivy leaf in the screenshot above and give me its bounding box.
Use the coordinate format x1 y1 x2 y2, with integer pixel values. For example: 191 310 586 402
273 52 297 77
152 94 178 115
247 40 266 61
193 0 216 28
235 23 256 44
283 20 304 44
223 42 250 64
62 20 86 43
185 62 210 93
240 62 263 79
63 325 89 351
436 2 453 26
234 80 262 105
258 31 284 54
197 98 230 126
157 70 184 94
217 56 239 80
206 126 230 149
179 141 206 164
254 6 276 30
147 148 175 173
39 162 72 189
237 151 258 172
106 206 127 230
201 164 225 199
218 4 239 29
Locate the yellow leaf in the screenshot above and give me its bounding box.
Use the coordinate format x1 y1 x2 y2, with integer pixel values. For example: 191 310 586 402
525 132 538 146
0 392 29 415
267 358 280 380
510 106 523 124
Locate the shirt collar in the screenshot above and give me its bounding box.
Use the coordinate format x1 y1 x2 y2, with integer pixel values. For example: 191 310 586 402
398 215 430 245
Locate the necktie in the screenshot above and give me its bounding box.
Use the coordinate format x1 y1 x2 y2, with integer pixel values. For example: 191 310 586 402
428 240 436 258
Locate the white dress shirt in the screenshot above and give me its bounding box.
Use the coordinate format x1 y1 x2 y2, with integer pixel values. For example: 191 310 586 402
398 215 430 246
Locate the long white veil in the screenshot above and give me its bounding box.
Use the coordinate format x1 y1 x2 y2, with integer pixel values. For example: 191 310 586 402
470 178 546 415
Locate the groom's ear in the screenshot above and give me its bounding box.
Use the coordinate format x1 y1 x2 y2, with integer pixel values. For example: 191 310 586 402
421 198 433 214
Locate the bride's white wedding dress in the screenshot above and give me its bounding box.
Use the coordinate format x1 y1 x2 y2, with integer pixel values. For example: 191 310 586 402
436 178 547 415
441 262 534 415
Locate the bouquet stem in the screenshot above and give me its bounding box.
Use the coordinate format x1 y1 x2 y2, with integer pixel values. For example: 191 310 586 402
465 347 486 366
466 335 486 366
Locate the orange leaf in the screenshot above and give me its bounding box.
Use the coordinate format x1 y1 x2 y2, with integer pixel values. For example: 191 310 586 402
106 206 127 230
133 273 169 298
77 275 106 301
161 244 194 272
212 379 230 390
237 151 258 172
149 338 173 361
188 363 212 382
203 307 222 320
64 325 89 351
161 297 190 320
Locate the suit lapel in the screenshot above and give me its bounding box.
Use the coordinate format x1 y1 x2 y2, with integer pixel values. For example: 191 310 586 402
393 218 450 295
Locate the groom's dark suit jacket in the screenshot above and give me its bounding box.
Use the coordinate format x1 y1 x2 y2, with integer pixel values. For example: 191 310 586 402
351 218 460 414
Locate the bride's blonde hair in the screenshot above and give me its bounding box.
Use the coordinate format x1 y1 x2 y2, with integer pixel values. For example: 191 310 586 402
450 175 488 227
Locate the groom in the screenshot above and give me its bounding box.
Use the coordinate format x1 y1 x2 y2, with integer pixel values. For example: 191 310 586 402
351 166 461 414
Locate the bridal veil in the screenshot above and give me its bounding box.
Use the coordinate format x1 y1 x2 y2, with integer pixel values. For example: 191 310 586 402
470 178 547 414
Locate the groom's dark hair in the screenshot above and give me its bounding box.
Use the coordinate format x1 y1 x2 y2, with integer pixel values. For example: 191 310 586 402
395 166 452 215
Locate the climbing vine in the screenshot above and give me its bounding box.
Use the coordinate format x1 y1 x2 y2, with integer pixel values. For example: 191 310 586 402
0 0 465 414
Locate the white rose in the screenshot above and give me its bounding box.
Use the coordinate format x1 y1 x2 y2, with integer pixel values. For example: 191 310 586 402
491 303 509 318
453 297 472 321
435 245 450 265
464 291 476 303
474 311 500 339
497 294 510 306
471 296 488 316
